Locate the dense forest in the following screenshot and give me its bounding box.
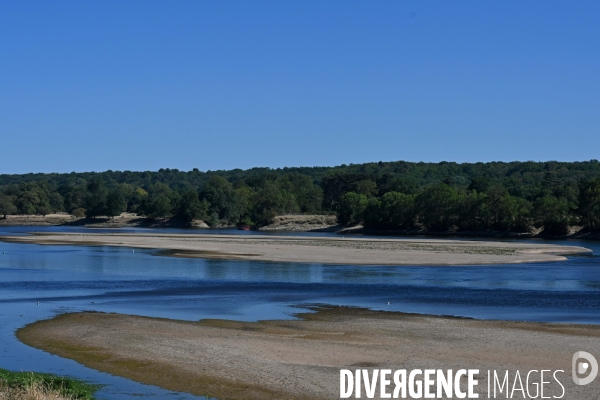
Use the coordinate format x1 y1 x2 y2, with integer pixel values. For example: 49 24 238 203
1 160 600 234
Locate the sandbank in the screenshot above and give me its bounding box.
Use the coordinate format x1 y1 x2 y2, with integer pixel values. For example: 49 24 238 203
17 307 600 400
0 232 592 265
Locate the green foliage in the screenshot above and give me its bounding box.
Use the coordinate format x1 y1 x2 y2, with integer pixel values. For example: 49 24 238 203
467 176 491 193
534 196 573 234
0 367 98 399
199 176 244 225
251 181 299 225
48 192 65 212
363 197 382 227
354 180 378 197
177 190 207 222
84 177 108 218
0 159 599 233
141 183 175 219
15 182 52 215
415 184 462 231
377 192 416 229
378 176 420 196
72 208 86 218
458 189 532 232
274 173 323 213
338 192 368 225
579 178 600 230
321 171 367 210
128 187 148 214
0 195 17 218
486 189 532 231
105 188 127 218
63 185 87 213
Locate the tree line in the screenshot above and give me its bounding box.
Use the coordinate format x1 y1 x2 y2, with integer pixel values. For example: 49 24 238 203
1 160 599 234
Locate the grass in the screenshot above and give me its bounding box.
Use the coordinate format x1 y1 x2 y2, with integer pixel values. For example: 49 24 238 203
0 368 98 400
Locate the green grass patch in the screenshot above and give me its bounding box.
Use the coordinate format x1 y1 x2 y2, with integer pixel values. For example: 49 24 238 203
0 368 99 399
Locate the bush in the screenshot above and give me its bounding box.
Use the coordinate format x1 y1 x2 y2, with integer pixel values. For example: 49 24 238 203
0 368 98 399
71 208 86 218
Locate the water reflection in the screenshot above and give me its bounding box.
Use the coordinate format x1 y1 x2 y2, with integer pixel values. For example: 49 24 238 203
0 227 599 399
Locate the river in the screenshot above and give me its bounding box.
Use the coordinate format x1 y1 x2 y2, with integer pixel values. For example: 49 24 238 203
1 226 599 399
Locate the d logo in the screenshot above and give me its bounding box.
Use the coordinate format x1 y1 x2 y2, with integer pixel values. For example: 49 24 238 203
572 351 598 385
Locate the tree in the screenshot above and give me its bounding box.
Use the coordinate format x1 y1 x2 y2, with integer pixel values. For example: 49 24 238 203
492 193 532 231
337 192 368 225
378 176 419 196
200 176 245 224
321 171 371 210
457 191 489 231
105 189 127 219
354 180 378 197
72 208 86 218
147 195 172 219
13 182 52 215
177 190 207 222
510 197 533 232
415 184 461 231
63 185 88 213
37 205 50 216
251 181 298 225
84 177 108 218
579 178 600 230
363 198 382 227
0 195 17 218
129 187 148 214
1 159 600 234
533 196 572 234
48 192 65 212
275 173 322 213
378 192 416 229
467 176 491 193
141 183 174 219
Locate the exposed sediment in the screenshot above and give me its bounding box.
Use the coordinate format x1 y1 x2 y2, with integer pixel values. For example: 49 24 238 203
0 232 591 265
17 307 600 400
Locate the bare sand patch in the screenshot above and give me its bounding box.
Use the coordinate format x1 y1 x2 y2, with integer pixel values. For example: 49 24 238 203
17 308 600 400
258 214 339 232
0 213 74 226
0 232 591 265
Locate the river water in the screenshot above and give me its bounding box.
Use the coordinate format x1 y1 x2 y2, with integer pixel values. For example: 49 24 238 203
0 226 599 399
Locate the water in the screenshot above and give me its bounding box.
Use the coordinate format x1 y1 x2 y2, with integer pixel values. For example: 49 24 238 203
1 226 599 398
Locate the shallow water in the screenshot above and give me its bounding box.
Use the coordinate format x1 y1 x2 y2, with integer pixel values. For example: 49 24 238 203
0 226 599 398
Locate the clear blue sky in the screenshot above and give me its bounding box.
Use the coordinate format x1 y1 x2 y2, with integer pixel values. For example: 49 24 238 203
1 1 599 174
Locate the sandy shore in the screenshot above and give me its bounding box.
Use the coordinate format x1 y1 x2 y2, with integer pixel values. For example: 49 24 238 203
0 232 591 265
17 307 600 400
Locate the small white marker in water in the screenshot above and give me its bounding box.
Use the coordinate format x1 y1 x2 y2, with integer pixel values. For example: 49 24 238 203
37 302 39 305
387 302 390 305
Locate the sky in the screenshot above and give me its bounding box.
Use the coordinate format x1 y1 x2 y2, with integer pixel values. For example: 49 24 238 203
1 1 599 174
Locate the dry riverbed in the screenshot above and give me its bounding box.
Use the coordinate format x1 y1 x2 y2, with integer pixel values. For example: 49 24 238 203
17 307 600 400
0 232 591 265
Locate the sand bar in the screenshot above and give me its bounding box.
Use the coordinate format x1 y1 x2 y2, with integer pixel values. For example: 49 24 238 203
0 232 591 265
17 307 600 400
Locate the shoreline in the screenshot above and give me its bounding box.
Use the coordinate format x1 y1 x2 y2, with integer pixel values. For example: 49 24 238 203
2 214 600 241
0 232 592 265
17 307 600 400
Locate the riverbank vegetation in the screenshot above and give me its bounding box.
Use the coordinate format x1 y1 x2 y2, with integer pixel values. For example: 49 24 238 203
1 160 599 234
0 368 97 399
